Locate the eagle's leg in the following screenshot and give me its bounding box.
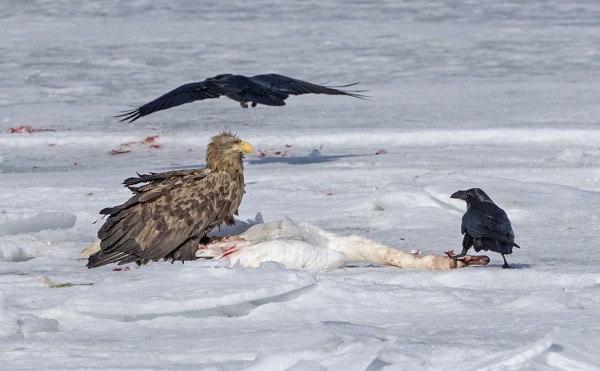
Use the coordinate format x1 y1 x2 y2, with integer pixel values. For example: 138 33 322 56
240 100 249 108
501 254 511 269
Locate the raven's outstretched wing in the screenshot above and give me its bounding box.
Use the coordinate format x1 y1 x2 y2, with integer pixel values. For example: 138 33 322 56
117 73 367 122
117 81 223 123
251 74 367 100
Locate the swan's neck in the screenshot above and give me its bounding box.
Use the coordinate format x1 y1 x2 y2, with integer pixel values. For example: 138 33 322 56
328 235 455 270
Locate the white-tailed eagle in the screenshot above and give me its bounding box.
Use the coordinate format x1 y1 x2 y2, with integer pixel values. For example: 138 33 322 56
87 131 252 268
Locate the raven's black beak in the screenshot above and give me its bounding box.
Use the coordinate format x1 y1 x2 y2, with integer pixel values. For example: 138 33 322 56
450 190 467 200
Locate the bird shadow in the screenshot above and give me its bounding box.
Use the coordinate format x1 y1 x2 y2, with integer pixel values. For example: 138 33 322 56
506 263 533 269
486 262 533 270
247 153 366 166
146 153 368 173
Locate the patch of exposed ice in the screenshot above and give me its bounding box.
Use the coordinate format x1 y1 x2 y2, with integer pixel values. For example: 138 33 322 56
71 263 316 321
0 211 76 236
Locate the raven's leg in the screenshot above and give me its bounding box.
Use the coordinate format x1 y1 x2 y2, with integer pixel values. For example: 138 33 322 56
460 234 473 256
450 234 473 267
453 234 473 258
501 254 511 269
240 100 249 108
251 101 257 107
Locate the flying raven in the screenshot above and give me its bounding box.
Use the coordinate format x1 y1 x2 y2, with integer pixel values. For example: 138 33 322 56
451 188 520 268
117 73 367 122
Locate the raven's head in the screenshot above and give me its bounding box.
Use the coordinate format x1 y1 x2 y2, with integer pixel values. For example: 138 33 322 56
210 73 235 81
451 188 493 206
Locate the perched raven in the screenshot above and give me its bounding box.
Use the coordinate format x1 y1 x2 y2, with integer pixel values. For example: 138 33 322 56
451 188 520 268
117 73 367 122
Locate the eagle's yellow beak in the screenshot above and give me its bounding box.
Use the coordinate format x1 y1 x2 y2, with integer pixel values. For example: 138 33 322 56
236 141 253 154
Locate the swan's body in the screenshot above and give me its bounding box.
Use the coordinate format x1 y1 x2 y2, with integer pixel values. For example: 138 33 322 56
197 220 472 271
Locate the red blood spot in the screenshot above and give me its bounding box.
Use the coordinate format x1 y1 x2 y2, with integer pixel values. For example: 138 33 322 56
285 144 292 148
8 125 55 133
10 126 33 133
222 245 238 259
48 143 56 147
375 149 387 155
445 250 455 257
258 151 267 158
325 192 335 196
143 135 159 144
112 135 160 154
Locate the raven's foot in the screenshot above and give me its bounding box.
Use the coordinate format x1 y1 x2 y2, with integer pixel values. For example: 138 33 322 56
447 252 466 268
450 255 460 268
240 101 249 108
501 254 511 269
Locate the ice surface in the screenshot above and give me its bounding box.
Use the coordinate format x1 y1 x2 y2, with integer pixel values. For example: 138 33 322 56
71 263 317 321
1 0 600 369
469 327 600 371
0 211 76 236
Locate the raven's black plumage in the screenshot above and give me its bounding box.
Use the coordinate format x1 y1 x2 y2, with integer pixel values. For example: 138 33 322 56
117 73 367 122
451 188 520 268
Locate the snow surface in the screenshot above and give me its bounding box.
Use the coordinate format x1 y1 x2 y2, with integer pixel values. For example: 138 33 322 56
1 0 600 369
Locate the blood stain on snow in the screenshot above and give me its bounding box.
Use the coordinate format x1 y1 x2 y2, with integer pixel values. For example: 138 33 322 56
8 125 56 133
110 149 131 155
110 135 161 154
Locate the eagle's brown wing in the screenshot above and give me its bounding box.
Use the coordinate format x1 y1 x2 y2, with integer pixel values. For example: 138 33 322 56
87 169 243 268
